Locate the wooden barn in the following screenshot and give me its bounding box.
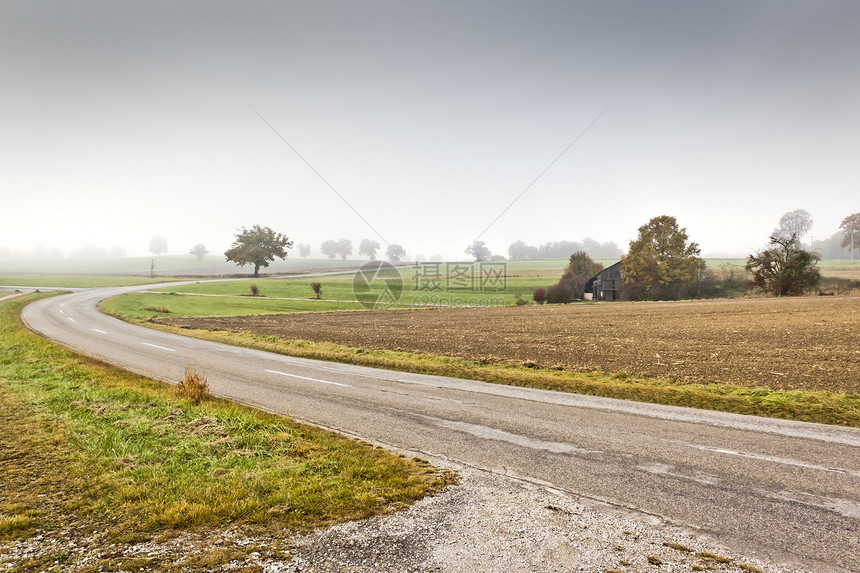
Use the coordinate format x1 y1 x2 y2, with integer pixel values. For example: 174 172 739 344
585 261 622 300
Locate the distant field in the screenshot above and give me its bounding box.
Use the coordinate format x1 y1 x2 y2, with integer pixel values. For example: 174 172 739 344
0 275 169 288
0 255 369 276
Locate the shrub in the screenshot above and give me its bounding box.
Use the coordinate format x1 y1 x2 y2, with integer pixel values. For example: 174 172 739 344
310 282 322 299
747 234 820 296
532 288 546 304
249 284 261 296
175 366 210 404
545 282 575 304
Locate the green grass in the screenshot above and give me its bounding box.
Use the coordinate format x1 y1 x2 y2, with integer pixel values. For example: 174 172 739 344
152 270 554 307
154 277 367 301
102 292 371 320
146 258 756 308
0 294 452 549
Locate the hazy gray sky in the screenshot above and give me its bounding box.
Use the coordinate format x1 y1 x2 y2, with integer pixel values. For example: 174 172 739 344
3 1 858 259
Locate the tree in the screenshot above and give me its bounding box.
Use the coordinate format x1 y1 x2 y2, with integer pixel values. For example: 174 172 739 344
538 240 582 258
839 212 860 261
621 216 706 300
224 225 293 277
149 236 168 256
508 240 539 260
189 244 208 261
465 241 491 262
320 240 338 259
532 288 546 304
774 209 813 245
746 234 821 296
543 251 604 303
310 282 322 299
563 251 604 300
358 239 380 260
336 238 353 260
297 243 311 258
386 244 406 262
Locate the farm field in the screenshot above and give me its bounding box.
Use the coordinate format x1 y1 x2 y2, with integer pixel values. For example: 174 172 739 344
158 295 860 394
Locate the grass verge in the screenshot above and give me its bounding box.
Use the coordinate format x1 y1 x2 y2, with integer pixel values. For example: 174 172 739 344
119 319 860 428
1 293 453 568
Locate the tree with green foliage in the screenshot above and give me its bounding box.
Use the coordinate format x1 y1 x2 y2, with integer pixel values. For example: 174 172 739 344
465 241 492 262
358 239 380 260
297 243 311 258
544 251 604 303
224 225 293 277
189 244 208 261
839 212 860 261
386 244 406 262
335 238 353 260
149 236 168 256
746 234 820 296
621 216 706 300
320 240 338 259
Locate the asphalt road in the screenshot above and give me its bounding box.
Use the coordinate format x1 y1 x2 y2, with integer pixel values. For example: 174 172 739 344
20 286 860 572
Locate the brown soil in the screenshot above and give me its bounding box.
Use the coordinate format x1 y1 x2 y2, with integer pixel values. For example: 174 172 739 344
160 296 860 394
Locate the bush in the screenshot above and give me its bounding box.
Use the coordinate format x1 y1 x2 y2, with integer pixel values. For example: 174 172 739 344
310 282 322 299
747 234 820 296
175 367 210 404
545 282 575 304
532 288 546 304
249 284 261 296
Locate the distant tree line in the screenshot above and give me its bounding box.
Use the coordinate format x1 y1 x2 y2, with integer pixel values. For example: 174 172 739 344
531 209 845 304
508 238 622 260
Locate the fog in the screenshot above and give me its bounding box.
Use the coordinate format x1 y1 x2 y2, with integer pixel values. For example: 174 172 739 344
2 1 858 262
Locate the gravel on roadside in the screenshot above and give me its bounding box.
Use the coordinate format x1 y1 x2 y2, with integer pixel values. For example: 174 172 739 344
2 456 809 573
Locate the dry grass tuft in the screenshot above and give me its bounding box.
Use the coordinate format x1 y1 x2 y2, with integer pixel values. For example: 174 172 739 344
175 366 210 404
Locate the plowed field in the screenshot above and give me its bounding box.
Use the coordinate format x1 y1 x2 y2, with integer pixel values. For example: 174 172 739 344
160 296 860 393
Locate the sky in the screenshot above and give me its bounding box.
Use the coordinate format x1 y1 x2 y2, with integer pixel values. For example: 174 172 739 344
2 0 859 260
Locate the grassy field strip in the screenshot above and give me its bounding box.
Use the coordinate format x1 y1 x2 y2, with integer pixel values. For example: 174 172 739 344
1 293 453 570
142 289 512 309
144 290 368 304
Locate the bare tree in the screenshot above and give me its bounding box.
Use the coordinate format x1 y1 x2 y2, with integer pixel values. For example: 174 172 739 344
839 212 860 262
774 209 813 245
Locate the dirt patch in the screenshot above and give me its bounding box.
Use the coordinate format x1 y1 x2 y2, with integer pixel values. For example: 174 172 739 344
159 296 860 394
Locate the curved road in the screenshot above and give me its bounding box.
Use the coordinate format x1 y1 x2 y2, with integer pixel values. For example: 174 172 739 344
20 286 860 572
